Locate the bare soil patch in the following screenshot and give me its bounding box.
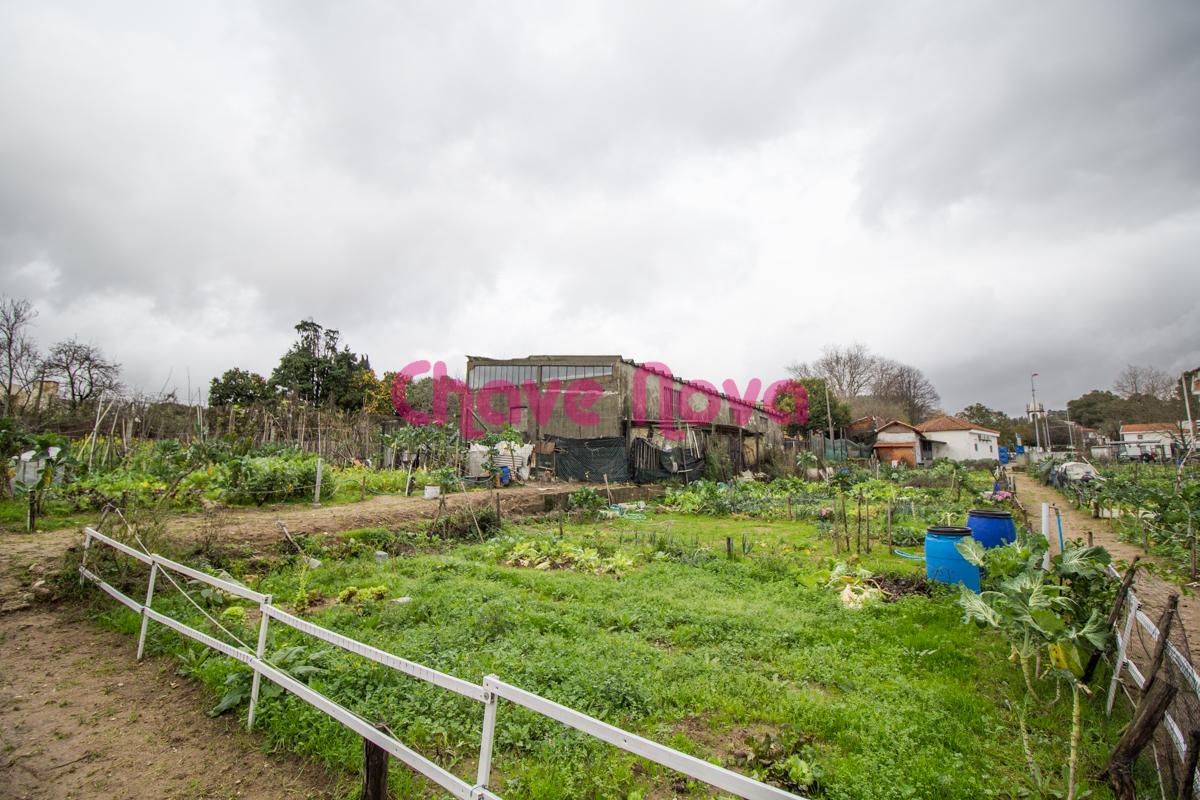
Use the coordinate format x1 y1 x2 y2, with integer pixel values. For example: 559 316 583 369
0 606 344 800
0 483 660 610
875 573 932 601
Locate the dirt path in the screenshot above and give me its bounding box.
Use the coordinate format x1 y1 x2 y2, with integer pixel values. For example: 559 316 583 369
0 482 659 611
1012 471 1200 662
0 606 343 800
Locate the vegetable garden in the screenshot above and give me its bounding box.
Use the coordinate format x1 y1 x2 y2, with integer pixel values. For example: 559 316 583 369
68 461 1157 800
1038 458 1200 582
2 426 488 533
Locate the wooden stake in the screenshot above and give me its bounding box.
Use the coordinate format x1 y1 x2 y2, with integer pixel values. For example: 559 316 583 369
603 473 614 505
865 501 871 554
430 495 446 535
1142 594 1180 697
1105 678 1178 800
855 493 862 555
726 536 733 560
494 491 501 522
887 499 894 555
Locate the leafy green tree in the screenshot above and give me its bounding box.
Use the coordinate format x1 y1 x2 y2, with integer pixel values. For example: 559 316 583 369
1066 388 1184 439
958 403 1008 432
957 403 1029 446
209 368 273 406
269 320 372 411
791 377 851 435
1066 390 1119 429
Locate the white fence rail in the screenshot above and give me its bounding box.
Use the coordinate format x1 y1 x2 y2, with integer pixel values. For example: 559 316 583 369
1105 562 1200 796
78 527 804 800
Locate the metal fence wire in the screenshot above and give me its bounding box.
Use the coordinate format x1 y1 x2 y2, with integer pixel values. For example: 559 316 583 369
78 526 806 800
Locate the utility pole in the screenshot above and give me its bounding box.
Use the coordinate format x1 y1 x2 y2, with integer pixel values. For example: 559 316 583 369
1030 372 1042 452
1184 370 1197 445
1065 406 1076 454
824 380 835 451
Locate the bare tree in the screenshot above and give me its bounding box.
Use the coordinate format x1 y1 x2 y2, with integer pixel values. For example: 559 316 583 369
42 338 122 408
0 296 41 415
789 343 878 399
848 395 910 424
1114 364 1174 400
873 358 941 423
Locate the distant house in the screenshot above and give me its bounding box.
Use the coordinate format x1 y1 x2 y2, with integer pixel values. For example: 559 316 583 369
1118 422 1194 459
847 415 886 443
873 420 929 467
915 415 1001 462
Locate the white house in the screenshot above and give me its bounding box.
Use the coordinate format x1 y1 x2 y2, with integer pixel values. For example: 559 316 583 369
1118 422 1195 459
915 416 1001 462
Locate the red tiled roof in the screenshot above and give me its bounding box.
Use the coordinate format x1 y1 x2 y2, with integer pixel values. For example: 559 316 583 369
916 415 1001 436
1120 422 1178 434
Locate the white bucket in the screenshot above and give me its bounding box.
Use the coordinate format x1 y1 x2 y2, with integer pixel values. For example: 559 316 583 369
424 485 441 500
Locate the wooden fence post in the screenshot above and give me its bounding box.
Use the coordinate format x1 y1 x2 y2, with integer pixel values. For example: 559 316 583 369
362 723 391 800
494 492 501 523
313 457 323 506
1106 679 1178 800
1142 594 1180 697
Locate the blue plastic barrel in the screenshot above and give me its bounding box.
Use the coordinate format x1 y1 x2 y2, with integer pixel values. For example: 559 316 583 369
499 465 512 486
925 527 981 591
966 509 1016 549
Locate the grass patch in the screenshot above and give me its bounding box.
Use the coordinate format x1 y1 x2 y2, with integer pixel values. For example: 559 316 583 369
97 512 1135 800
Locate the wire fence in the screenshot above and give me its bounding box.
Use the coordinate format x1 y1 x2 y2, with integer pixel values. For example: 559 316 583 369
1105 562 1200 798
78 526 806 800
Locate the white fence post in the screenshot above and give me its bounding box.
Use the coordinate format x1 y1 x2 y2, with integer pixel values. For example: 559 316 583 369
248 594 272 730
136 562 159 661
475 678 499 791
1108 595 1139 716
313 458 323 506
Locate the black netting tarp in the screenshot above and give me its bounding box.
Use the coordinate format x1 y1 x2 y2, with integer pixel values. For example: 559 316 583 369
551 436 629 482
630 437 705 484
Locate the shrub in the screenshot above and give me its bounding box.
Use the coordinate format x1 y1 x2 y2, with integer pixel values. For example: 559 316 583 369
568 487 607 515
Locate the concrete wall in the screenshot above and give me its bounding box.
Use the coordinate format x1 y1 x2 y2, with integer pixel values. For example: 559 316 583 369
924 429 999 461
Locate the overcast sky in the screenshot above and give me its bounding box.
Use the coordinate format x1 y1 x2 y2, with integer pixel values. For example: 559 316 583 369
2 1 1198 416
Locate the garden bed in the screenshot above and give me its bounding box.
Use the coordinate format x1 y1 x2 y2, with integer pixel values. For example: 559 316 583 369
82 505 1138 799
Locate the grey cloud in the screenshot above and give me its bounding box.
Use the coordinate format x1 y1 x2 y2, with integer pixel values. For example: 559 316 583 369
1 1 1198 405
